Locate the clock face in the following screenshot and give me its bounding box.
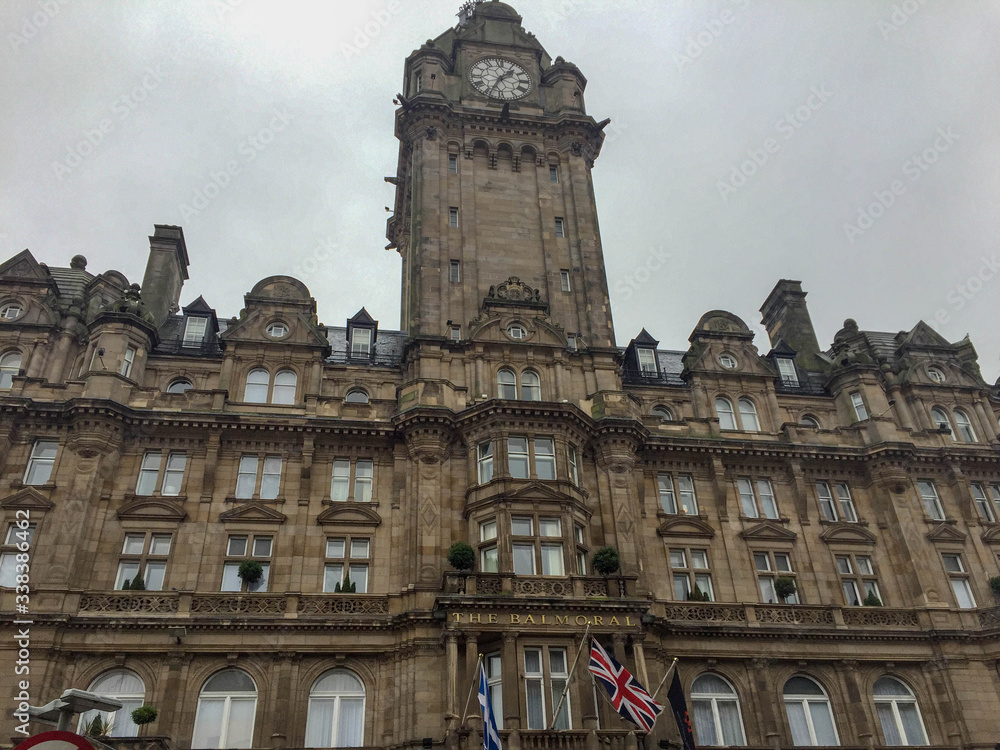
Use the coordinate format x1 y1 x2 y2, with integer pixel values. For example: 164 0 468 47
468 57 532 100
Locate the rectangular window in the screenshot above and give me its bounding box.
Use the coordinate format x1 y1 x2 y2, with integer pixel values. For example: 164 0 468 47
260 456 282 500
449 207 459 228
161 453 187 496
115 532 172 591
560 270 571 292
354 459 373 501
508 437 529 479
754 551 798 603
485 653 503 729
477 442 494 484
568 446 579 486
120 346 136 378
816 481 857 522
449 259 461 283
524 647 570 730
350 328 372 357
0 523 35 588
540 543 565 576
554 217 565 238
657 474 677 514
222 534 271 592
450 326 461 341
331 459 351 501
972 483 995 522
566 335 577 351
942 553 975 608
448 153 458 173
917 479 945 520
658 474 698 515
836 553 881 606
776 358 798 387
136 452 161 496
236 456 259 499
24 440 58 485
480 518 498 573
513 543 536 575
669 547 713 601
637 348 657 375
324 536 370 593
850 391 868 421
738 477 779 519
136 451 186 496
183 317 208 347
549 165 559 183
534 438 556 480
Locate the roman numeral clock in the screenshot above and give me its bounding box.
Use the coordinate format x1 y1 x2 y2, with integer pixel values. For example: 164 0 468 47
468 57 533 100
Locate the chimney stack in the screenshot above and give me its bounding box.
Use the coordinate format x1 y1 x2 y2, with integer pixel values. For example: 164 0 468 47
141 225 189 327
760 280 822 370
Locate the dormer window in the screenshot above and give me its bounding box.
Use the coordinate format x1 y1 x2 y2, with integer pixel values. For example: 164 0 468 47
776 358 798 387
183 317 208 347
637 348 657 376
351 328 371 357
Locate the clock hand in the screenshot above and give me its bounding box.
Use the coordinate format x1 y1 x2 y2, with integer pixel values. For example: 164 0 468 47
488 68 513 96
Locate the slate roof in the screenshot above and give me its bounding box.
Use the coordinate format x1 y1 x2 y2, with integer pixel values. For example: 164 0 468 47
46 266 94 299
326 327 407 367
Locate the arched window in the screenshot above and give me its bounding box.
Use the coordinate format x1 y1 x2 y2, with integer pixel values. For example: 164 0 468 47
271 369 297 405
0 351 22 389
691 673 746 746
715 397 736 431
244 369 270 403
345 388 370 405
953 409 977 443
800 415 820 428
167 378 193 394
521 370 541 401
497 368 517 399
652 406 673 421
78 670 145 738
304 669 366 748
783 675 839 746
738 398 759 432
191 669 257 749
930 407 952 436
873 677 928 746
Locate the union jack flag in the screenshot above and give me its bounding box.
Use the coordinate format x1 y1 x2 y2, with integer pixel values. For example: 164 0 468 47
588 638 664 732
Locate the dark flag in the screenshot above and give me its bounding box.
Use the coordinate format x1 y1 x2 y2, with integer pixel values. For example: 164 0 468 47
666 670 696 750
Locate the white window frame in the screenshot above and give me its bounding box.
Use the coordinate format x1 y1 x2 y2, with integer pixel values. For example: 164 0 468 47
972 483 995 522
350 328 372 358
917 480 945 520
776 358 798 387
783 677 839 746
477 442 494 484
942 553 975 608
554 217 565 238
816 481 857 523
0 351 22 389
521 370 541 401
523 646 570 730
737 477 779 520
851 391 868 421
304 669 366 748
953 409 977 443
657 473 698 515
449 206 459 228
449 259 460 282
560 269 571 292
873 677 929 746
323 536 370 593
715 397 736 430
183 317 208 347
737 398 760 432
637 348 657 375
24 440 57 485
191 671 258 749
691 674 747 746
120 346 136 378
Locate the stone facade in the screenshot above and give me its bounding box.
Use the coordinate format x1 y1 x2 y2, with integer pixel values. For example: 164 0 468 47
2 2 1000 749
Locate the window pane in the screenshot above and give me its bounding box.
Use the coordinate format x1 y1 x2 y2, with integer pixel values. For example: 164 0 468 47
757 479 778 519
738 478 757 517
260 457 282 500
716 398 736 430
123 534 145 555
354 459 373 501
116 561 140 589
324 564 344 592
669 549 686 568
508 437 529 478
253 536 273 557
144 561 166 590
227 536 247 556
225 698 257 748
673 574 690 600
875 703 902 745
843 580 860 606
350 539 370 558
247 562 270 593
149 534 172 556
835 556 852 574
245 369 269 403
326 538 345 558
480 520 497 542
808 700 838 745
550 677 570 729
691 550 709 569
350 564 369 593
481 546 498 573
897 703 928 745
539 518 561 537
835 483 857 522
951 579 975 608
337 697 365 747
221 562 241 592
658 475 677 514
511 517 533 536
331 459 350 502
162 453 186 495
694 574 713 600
534 437 556 480
942 554 963 573
513 544 535 575
525 678 544 729
738 398 760 431
136 452 160 495
540 544 564 576
692 699 718 745
785 700 811 746
816 482 837 521
856 556 873 575
753 553 770 571
759 577 776 603
775 554 792 572
192 697 226 749
677 475 697 514
236 456 257 498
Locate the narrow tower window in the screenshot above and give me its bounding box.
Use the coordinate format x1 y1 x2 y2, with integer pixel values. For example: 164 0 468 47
449 207 459 228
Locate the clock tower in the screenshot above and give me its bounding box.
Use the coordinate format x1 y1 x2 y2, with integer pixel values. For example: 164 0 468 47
386 0 616 350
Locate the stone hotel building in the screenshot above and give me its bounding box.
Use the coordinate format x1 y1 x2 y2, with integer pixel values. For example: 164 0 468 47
2 2 1000 748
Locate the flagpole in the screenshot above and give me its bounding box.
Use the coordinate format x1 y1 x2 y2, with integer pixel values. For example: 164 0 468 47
649 657 679 701
546 624 590 730
460 653 484 728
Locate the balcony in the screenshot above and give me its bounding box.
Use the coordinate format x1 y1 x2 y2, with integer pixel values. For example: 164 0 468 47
442 573 638 599
65 591 390 618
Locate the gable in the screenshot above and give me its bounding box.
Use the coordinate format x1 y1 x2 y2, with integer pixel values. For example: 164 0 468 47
0 249 50 282
656 516 715 540
0 488 55 512
219 502 287 524
926 523 967 543
116 497 187 523
740 521 797 542
819 523 877 545
317 503 383 527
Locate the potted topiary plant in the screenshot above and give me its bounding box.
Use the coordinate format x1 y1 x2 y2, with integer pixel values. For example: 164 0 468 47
84 715 113 738
237 559 263 590
862 590 883 607
989 575 1000 599
774 576 797 603
129 572 146 591
131 704 158 736
592 546 621 577
687 585 711 602
447 542 475 571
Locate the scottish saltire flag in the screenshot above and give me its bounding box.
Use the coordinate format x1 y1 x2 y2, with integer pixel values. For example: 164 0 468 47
666 670 697 750
588 638 664 732
478 662 503 750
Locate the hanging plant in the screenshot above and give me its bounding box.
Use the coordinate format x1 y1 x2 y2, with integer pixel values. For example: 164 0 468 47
237 559 263 585
447 542 475 571
592 546 621 577
131 704 158 726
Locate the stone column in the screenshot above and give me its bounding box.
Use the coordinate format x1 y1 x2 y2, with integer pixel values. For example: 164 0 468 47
501 633 520 730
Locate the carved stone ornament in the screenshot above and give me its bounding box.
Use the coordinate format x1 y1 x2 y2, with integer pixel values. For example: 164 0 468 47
484 277 547 311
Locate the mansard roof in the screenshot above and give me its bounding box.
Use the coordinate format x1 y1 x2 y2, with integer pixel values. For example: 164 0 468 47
326 326 407 367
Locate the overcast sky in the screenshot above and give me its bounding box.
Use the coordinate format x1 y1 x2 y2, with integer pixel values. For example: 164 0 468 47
2 0 999 381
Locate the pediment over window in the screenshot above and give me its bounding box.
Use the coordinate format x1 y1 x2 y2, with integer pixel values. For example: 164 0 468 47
656 516 715 539
739 521 797 542
219 502 287 524
0 249 54 284
317 503 382 527
926 523 966 543
819 523 877 545
982 526 1000 545
466 478 589 517
0 488 54 512
116 497 187 522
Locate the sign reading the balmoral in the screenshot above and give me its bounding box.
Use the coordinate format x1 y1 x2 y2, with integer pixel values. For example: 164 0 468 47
449 611 641 629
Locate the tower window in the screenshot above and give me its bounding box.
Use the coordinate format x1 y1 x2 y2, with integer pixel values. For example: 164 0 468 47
449 207 459 228
549 165 558 183
120 346 136 378
560 270 571 292
566 335 576 351
450 326 461 342
554 217 565 238
449 260 461 283
850 392 868 421
449 154 458 173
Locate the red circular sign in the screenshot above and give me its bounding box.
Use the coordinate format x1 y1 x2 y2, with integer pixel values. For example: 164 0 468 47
14 731 95 750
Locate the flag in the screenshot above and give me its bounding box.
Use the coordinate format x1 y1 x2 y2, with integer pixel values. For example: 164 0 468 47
477 662 503 750
588 638 664 732
666 670 697 750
